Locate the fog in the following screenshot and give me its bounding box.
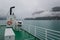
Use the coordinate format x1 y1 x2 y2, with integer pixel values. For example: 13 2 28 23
0 0 60 19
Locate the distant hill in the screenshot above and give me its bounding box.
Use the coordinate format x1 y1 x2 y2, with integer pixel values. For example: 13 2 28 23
0 9 7 20
0 17 6 20
24 6 60 20
0 16 7 20
24 16 60 20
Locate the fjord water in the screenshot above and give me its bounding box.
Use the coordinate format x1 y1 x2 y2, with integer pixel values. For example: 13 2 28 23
23 20 60 40
0 20 60 31
23 20 60 31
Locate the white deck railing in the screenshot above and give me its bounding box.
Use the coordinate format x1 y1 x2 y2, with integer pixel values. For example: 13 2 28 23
22 24 60 40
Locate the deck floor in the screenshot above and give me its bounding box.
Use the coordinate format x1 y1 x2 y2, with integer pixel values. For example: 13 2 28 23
0 26 39 40
14 30 36 40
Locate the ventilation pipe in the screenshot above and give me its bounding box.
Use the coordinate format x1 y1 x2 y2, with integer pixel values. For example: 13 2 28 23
10 6 15 15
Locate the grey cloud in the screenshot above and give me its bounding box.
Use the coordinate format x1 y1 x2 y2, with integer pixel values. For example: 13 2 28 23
0 0 60 18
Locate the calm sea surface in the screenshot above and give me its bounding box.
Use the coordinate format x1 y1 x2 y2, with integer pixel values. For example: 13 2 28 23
0 20 60 31
23 20 60 31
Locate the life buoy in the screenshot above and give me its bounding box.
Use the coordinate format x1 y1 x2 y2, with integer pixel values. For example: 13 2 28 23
7 21 12 25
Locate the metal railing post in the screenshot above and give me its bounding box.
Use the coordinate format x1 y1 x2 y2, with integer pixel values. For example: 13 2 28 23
35 26 36 36
45 29 47 40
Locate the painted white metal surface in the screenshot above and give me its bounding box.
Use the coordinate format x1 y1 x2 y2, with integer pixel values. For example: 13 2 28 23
4 28 15 40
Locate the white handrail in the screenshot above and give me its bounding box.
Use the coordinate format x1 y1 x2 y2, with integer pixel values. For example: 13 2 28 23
27 24 60 33
22 24 60 40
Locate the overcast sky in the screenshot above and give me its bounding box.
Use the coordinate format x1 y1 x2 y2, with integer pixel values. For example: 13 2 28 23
0 0 60 19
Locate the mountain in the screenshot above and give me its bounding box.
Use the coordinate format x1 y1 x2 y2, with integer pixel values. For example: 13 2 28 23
24 7 60 20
